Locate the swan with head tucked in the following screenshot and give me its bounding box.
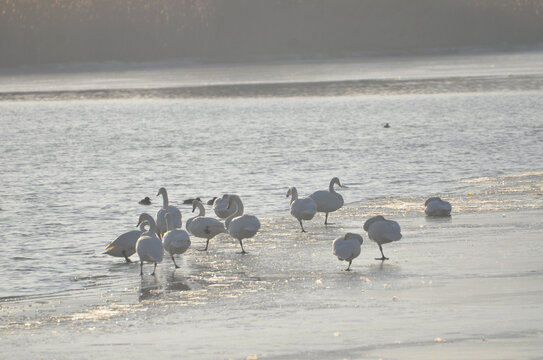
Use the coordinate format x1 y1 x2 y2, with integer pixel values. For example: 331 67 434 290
213 194 236 219
225 195 260 254
309 177 344 225
135 213 164 276
333 232 364 271
104 220 149 262
363 215 402 261
425 197 452 217
286 187 317 232
187 200 227 251
156 187 182 238
162 213 191 269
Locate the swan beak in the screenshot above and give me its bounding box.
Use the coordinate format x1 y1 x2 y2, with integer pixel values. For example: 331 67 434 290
192 203 196 212
227 199 233 209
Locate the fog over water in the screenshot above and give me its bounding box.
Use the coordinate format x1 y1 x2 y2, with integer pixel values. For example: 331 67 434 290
1 0 543 68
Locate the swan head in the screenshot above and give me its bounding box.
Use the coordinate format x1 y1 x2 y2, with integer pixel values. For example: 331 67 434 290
332 177 342 187
363 215 386 231
191 200 202 213
157 187 167 197
345 232 364 245
137 213 155 227
286 187 292 198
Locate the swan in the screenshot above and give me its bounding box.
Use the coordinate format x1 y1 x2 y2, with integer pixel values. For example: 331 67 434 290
162 213 191 269
309 177 344 225
333 232 364 271
363 215 402 261
225 195 260 254
156 187 182 238
187 200 227 251
286 186 317 232
425 197 452 217
135 213 164 276
213 194 236 219
183 197 201 204
104 221 148 262
139 197 151 205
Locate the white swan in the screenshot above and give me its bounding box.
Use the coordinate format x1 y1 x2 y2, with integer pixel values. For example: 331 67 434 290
163 213 191 269
363 215 402 261
187 200 227 251
286 186 317 232
225 195 260 254
213 194 236 219
309 177 344 225
425 197 452 217
156 187 182 238
104 221 148 262
136 213 164 276
332 232 364 271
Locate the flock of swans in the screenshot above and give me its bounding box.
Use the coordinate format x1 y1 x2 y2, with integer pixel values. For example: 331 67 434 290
105 178 452 274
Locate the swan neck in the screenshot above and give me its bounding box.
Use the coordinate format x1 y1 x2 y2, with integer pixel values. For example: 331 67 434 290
195 202 205 217
165 215 174 232
161 191 169 209
225 201 240 229
290 187 298 204
329 179 337 193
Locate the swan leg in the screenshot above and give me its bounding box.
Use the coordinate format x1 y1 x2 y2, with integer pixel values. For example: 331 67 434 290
123 251 132 263
375 245 389 261
140 262 144 276
171 255 180 269
151 262 158 275
324 212 329 225
238 239 247 254
345 260 352 271
198 239 210 252
299 220 306 232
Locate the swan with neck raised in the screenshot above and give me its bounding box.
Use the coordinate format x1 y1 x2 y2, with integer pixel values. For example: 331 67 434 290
213 194 236 219
309 177 344 225
156 187 182 238
104 221 148 262
187 200 227 251
225 195 260 254
286 186 317 232
333 232 364 271
163 213 191 269
135 213 164 276
425 197 452 217
363 215 402 261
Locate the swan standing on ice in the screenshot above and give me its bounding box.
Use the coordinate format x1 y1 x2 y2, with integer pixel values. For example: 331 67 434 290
136 213 164 276
363 215 402 261
425 197 452 217
286 187 317 232
225 195 260 254
213 194 236 219
104 221 148 263
156 187 182 238
332 232 364 271
309 177 344 225
187 200 227 251
162 213 191 269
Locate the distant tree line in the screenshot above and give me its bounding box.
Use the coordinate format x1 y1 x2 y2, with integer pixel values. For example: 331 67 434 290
1 0 542 67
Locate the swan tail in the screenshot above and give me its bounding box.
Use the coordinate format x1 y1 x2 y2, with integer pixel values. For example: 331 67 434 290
104 244 118 253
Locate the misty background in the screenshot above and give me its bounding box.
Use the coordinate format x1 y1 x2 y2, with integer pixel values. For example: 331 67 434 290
1 0 543 68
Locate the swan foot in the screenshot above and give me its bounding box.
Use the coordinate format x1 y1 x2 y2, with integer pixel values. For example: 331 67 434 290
140 262 144 276
345 260 352 271
151 262 158 276
171 255 180 269
375 257 389 261
197 248 208 252
376 245 388 261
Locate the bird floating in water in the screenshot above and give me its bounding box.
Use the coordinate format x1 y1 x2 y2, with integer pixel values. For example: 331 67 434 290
363 215 402 261
286 186 317 232
424 197 452 217
139 197 151 205
333 232 364 271
207 197 218 205
309 177 344 225
384 123 391 128
183 197 202 204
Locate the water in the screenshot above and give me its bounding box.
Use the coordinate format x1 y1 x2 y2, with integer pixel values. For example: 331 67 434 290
1 51 543 358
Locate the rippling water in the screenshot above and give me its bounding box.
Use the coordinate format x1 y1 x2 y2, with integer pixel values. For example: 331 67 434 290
1 51 542 358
